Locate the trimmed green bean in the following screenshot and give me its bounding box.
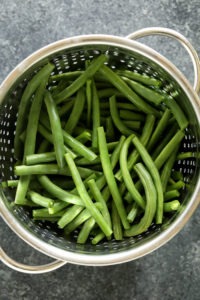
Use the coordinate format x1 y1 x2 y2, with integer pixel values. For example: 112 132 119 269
58 99 74 117
120 134 145 209
109 95 134 136
28 191 54 208
14 63 54 158
99 65 160 115
64 87 85 134
32 208 64 218
116 70 161 86
58 205 84 229
50 70 83 82
87 179 112 229
115 114 155 181
147 108 171 152
48 201 69 214
154 130 185 170
163 96 188 130
91 80 101 148
65 153 113 237
127 202 139 223
55 54 107 104
86 79 92 127
106 117 115 142
163 200 180 212
44 91 65 168
164 190 180 201
111 201 123 240
91 231 105 245
123 120 141 130
132 135 163 224
26 152 56 165
38 175 83 206
77 217 96 244
97 126 130 230
124 163 157 237
166 180 185 191
119 110 145 121
122 77 165 105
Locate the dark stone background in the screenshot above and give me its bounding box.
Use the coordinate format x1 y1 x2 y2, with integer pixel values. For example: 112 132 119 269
0 1 199 299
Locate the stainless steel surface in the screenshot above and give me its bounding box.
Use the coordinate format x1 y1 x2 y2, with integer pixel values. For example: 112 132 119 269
0 247 67 274
126 27 200 94
0 29 200 273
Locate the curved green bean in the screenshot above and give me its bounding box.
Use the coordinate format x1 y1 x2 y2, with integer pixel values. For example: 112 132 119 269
120 134 145 209
124 163 157 237
97 126 130 230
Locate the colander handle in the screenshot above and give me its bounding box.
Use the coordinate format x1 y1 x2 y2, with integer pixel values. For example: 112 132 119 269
0 247 67 274
126 27 200 94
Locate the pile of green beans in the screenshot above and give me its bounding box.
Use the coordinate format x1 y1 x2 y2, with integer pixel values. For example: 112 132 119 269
2 53 193 245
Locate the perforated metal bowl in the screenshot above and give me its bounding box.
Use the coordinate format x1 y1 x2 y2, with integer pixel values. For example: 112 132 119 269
0 28 200 273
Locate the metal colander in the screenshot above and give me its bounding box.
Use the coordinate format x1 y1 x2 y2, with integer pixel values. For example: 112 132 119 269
0 28 200 273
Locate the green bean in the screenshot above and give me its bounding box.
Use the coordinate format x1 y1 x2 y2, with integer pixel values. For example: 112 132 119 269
28 191 54 208
58 99 74 117
62 129 97 161
51 79 70 96
115 114 155 181
91 231 105 245
106 117 115 142
124 163 157 237
97 88 123 98
15 81 48 205
163 96 188 130
163 200 180 212
1 180 19 188
37 139 50 153
75 156 102 166
48 201 69 214
91 80 101 148
123 120 141 130
127 202 139 223
44 91 65 168
164 190 180 201
111 201 123 240
99 65 160 115
86 79 92 127
100 101 140 112
15 163 102 178
154 130 185 170
87 179 112 229
58 205 84 229
176 152 195 160
64 87 85 134
26 152 56 165
116 70 161 86
75 130 91 144
38 123 77 158
70 173 97 195
97 126 130 230
151 123 178 160
119 110 145 121
55 54 107 104
50 70 83 82
171 170 183 181
33 208 64 218
160 146 179 192
65 153 113 237
109 95 134 136
132 135 163 224
38 175 83 206
166 180 185 191
120 134 145 209
77 217 96 244
147 108 172 152
64 208 92 234
14 63 54 158
122 77 165 105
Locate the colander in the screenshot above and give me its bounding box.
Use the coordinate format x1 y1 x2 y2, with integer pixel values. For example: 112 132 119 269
0 27 200 274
